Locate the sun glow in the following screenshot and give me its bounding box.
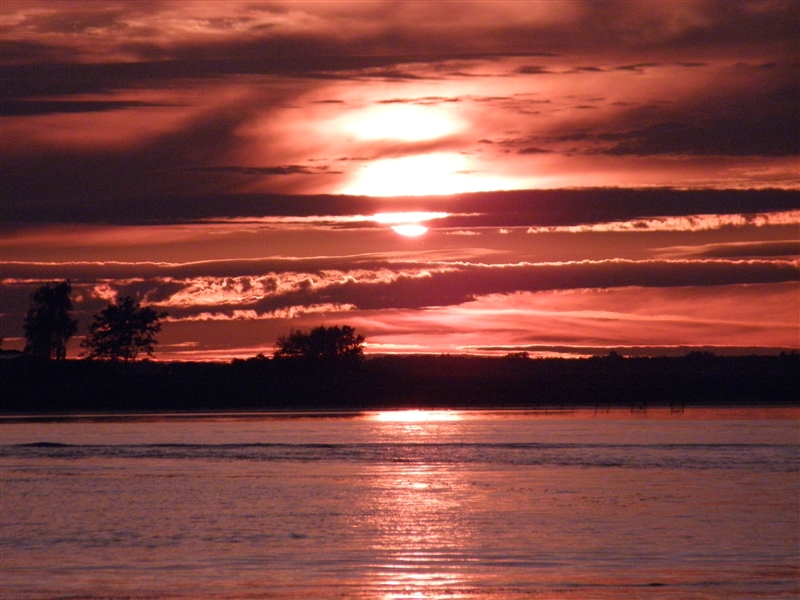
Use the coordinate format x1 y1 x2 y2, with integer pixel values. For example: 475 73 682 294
341 153 516 197
343 105 463 142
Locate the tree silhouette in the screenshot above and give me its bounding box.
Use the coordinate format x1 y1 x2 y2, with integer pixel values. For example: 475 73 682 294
23 280 78 359
274 325 365 361
82 296 167 361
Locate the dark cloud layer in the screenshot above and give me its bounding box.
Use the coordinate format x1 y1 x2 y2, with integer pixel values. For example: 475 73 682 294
190 165 341 176
0 53 423 100
242 259 799 314
1 2 796 216
2 188 798 226
7 1 793 77
569 72 798 157
3 258 796 321
0 100 175 116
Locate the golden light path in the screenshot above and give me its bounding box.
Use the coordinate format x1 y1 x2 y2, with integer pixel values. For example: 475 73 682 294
364 409 473 598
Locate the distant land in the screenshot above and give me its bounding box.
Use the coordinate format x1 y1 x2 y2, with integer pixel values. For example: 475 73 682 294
1 353 797 414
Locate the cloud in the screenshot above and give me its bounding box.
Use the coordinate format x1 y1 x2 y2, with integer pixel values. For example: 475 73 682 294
600 114 798 157
3 188 797 227
162 303 356 322
0 100 175 116
5 258 795 324
147 282 800 360
345 282 800 356
5 2 796 65
518 147 552 155
248 259 799 313
189 165 341 176
613 63 660 72
515 65 554 75
533 63 800 158
525 210 800 233
4 266 797 359
3 0 798 209
653 240 800 259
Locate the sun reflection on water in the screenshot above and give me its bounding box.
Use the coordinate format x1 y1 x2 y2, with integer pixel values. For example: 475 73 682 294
360 411 475 599
370 410 463 423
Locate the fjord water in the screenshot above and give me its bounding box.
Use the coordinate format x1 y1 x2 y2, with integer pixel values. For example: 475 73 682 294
1 409 797 599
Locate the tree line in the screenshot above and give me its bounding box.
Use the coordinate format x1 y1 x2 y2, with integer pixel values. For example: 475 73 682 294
16 280 365 362
20 280 166 361
5 281 797 412
3 351 797 413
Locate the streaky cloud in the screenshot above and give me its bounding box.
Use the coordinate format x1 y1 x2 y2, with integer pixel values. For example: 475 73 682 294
653 240 800 260
189 165 341 176
0 100 177 116
525 210 800 233
6 258 791 320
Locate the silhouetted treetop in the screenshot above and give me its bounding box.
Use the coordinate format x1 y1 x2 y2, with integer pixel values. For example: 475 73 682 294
82 296 167 362
274 325 365 361
23 280 78 360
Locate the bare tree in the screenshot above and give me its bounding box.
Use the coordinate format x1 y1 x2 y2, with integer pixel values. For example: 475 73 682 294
23 280 78 359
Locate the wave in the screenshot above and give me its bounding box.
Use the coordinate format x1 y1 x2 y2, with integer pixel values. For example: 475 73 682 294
3 442 797 472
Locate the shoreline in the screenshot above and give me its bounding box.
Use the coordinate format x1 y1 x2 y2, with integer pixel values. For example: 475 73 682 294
2 405 799 422
2 353 797 414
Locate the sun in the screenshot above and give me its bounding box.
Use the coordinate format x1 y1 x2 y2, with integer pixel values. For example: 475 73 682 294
335 102 520 196
371 212 446 236
391 224 428 237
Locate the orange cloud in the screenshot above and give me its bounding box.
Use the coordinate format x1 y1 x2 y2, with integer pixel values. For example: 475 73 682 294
163 280 796 361
346 283 799 357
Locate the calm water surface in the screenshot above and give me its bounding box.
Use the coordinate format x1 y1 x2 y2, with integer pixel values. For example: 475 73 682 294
1 408 798 599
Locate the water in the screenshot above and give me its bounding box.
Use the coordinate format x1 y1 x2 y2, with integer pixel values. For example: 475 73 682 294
1 408 798 599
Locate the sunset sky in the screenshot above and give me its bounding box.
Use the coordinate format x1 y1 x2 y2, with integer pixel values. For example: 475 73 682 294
1 0 798 360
